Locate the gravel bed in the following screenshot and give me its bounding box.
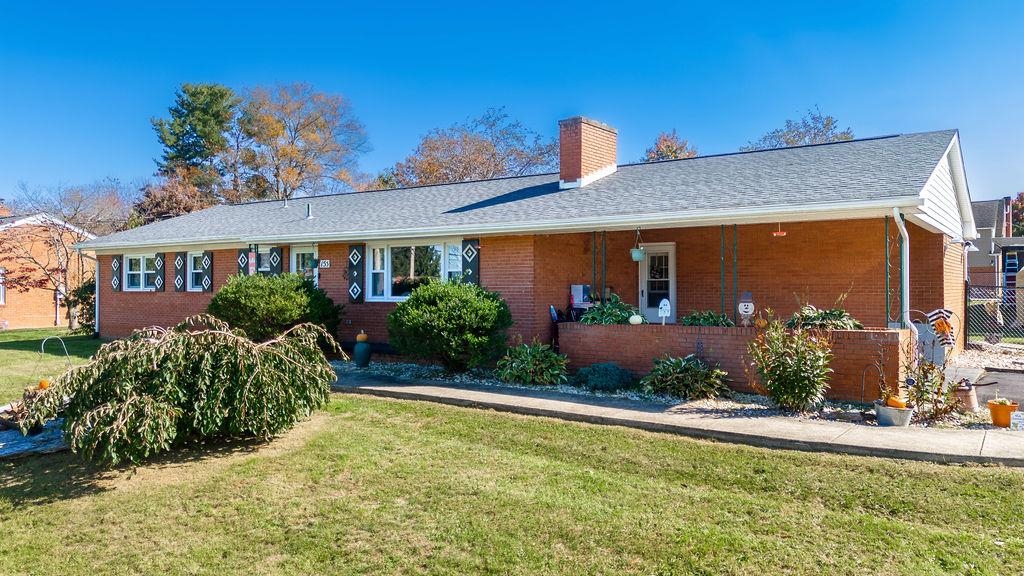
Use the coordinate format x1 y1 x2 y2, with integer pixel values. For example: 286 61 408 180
333 360 995 429
951 344 1024 371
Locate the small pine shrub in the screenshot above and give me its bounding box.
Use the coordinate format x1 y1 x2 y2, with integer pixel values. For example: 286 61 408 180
640 354 730 399
495 339 569 385
388 281 513 372
207 273 343 342
579 294 643 325
679 310 735 327
575 362 637 392
748 319 833 411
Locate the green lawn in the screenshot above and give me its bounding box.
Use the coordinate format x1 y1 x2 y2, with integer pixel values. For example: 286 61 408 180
0 328 103 403
0 333 1022 574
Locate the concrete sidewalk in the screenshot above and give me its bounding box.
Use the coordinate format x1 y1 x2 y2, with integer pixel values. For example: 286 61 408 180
334 373 1024 467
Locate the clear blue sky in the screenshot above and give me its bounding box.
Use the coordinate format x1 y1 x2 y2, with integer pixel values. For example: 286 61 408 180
1 1 1021 200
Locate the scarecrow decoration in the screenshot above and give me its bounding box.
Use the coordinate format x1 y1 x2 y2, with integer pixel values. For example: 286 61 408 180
926 308 956 347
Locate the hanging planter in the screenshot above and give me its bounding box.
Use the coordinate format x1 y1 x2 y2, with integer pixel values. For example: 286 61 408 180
631 227 646 261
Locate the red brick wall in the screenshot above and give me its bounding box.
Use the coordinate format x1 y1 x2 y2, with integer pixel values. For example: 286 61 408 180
558 323 911 402
0 224 90 329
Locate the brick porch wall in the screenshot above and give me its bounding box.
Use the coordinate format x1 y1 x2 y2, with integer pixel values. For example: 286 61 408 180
558 323 911 402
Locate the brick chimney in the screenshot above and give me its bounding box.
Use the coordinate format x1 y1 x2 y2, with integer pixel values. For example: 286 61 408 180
558 117 617 189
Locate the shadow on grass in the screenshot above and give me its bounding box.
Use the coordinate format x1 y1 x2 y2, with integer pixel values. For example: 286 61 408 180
0 436 273 508
0 333 102 362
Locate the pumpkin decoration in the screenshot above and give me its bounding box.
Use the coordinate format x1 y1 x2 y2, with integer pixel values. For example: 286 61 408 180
356 330 369 343
885 396 907 409
37 379 49 390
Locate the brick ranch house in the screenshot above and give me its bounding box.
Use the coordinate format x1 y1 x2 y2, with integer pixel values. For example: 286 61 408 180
0 212 95 329
79 117 977 401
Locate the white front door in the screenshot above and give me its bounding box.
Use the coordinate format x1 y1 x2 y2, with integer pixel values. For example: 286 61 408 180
638 243 676 323
291 245 319 286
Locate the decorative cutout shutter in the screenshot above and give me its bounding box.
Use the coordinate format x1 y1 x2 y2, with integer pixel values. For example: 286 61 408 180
154 253 166 292
269 247 283 275
201 251 214 292
110 255 122 292
173 252 186 292
461 239 480 285
237 249 249 276
348 244 364 303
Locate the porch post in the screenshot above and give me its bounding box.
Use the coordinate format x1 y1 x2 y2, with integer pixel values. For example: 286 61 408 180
732 224 738 324
720 225 725 315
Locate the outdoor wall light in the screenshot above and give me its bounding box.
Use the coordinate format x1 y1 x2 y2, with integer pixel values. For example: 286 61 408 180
771 222 787 237
631 227 646 261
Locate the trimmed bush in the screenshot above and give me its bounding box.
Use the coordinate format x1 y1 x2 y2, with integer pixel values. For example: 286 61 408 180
207 273 343 342
575 362 637 392
22 315 336 466
495 339 569 385
785 304 863 330
748 319 833 411
580 294 643 325
387 281 513 372
679 310 735 327
641 354 730 399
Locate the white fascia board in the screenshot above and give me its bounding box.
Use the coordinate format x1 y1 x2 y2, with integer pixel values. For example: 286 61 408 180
82 196 922 254
0 213 96 238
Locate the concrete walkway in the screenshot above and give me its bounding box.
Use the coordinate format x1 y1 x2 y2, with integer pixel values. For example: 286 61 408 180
334 373 1024 467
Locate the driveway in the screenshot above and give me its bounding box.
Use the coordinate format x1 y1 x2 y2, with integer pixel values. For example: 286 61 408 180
975 370 1024 404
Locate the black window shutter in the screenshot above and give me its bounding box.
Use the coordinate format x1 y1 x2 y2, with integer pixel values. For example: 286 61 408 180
202 251 214 292
348 244 364 303
173 252 186 292
237 248 249 276
110 255 122 292
154 253 166 292
461 239 480 285
269 247 283 275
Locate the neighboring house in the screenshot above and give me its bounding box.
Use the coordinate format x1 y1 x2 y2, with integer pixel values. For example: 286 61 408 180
968 197 1012 285
79 117 977 400
0 213 96 330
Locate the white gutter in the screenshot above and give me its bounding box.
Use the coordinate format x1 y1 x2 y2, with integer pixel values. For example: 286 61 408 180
81 196 925 253
94 258 100 336
892 207 919 341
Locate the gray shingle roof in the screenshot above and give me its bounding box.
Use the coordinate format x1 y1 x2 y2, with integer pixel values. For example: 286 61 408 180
81 130 957 250
971 199 1005 231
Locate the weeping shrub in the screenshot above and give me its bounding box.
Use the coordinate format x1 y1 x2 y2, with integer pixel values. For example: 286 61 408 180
495 339 569 385
748 319 833 411
21 315 338 466
387 281 513 372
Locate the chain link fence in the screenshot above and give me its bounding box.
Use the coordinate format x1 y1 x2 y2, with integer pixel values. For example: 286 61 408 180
967 284 1024 344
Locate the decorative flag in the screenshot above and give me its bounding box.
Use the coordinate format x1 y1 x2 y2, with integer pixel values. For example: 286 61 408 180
926 308 956 347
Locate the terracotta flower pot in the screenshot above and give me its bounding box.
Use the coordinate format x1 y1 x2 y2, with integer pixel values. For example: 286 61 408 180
988 401 1020 428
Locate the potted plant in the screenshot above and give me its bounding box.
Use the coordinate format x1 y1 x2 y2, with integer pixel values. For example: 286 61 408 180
874 376 913 427
988 390 1020 428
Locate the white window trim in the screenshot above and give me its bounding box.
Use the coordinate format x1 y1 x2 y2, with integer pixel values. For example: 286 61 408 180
290 244 319 287
123 254 158 292
186 252 205 292
364 238 462 302
255 246 276 273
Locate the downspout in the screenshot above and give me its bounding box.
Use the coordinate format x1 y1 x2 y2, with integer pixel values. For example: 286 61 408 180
94 257 100 336
891 208 918 340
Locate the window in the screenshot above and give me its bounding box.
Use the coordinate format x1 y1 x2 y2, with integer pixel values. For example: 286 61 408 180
365 240 463 301
291 246 318 286
0 268 6 305
255 246 277 273
124 255 158 291
187 253 205 291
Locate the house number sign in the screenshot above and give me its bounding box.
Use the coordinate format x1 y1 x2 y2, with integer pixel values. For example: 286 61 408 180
1011 411 1024 432
319 260 331 269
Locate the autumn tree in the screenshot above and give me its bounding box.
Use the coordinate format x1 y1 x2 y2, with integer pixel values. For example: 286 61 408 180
742 107 854 151
236 83 368 200
642 130 698 162
1011 192 1024 236
388 108 557 188
152 83 239 192
13 179 137 236
132 167 219 224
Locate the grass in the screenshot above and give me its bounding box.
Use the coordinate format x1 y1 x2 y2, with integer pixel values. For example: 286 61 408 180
0 331 1022 574
0 328 102 402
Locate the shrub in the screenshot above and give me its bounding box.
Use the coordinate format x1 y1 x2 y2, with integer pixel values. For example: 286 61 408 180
679 310 735 327
65 279 96 335
785 304 863 330
387 281 513 372
748 319 833 411
207 273 343 342
640 354 730 399
495 339 569 385
579 294 644 325
575 362 637 392
22 315 336 466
